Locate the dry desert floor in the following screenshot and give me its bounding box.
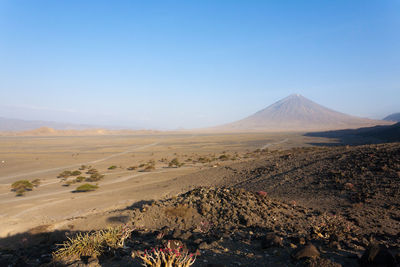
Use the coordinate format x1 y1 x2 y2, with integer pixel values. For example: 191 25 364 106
0 132 325 238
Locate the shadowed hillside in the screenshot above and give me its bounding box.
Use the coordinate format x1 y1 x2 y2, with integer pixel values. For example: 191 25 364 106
384 113 400 122
305 122 400 145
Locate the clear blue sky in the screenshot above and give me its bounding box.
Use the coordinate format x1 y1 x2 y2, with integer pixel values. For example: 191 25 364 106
0 0 399 129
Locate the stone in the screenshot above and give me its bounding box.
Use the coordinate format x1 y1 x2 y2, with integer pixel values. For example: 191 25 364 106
199 242 209 249
359 243 396 267
180 231 192 240
261 232 283 249
172 229 182 239
292 243 320 260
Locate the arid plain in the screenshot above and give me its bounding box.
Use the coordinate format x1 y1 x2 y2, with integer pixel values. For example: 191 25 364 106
0 132 327 238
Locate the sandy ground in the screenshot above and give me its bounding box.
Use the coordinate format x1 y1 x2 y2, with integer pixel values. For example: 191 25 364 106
0 132 331 237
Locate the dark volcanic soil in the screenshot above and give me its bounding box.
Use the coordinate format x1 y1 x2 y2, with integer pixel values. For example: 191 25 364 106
1 143 399 266
221 143 400 241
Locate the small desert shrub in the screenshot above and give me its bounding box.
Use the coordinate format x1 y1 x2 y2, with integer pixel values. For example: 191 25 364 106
58 170 72 178
169 158 184 168
311 213 358 240
75 184 98 192
197 157 210 163
218 154 229 161
133 241 196 267
53 226 132 261
75 176 86 182
141 160 155 172
142 165 155 172
31 179 41 187
79 165 87 170
108 165 117 170
256 191 268 197
86 168 98 175
85 173 104 182
11 180 33 196
127 166 137 170
138 163 146 168
71 170 82 176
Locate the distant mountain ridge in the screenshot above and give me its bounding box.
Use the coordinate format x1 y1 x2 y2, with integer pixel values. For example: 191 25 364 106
213 94 393 132
0 126 161 136
0 117 96 131
384 113 400 122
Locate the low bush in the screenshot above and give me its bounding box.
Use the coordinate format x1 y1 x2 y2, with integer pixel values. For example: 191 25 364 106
86 168 98 175
197 157 210 163
142 165 155 172
79 165 87 170
75 176 86 182
75 184 98 192
71 170 82 176
11 180 33 196
85 173 104 182
311 213 358 240
218 154 230 161
168 158 184 168
108 165 117 170
141 160 156 172
58 171 72 178
31 179 41 187
127 166 137 170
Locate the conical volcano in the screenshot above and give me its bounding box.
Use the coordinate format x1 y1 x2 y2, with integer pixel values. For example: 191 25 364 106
217 94 392 132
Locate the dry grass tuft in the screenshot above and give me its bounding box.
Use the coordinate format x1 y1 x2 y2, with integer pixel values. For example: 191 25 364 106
53 226 132 261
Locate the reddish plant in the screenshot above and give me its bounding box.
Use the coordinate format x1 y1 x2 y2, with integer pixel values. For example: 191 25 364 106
256 191 268 197
133 242 196 267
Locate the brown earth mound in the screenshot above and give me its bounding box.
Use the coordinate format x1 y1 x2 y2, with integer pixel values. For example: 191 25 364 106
123 187 364 266
130 187 314 234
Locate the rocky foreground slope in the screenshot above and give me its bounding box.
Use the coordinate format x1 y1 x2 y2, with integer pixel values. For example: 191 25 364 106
1 143 399 266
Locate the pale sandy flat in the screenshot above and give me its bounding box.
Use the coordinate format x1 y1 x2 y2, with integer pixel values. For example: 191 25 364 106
0 132 331 237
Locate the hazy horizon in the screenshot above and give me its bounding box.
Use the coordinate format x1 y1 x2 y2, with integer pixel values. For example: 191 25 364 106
1 1 399 130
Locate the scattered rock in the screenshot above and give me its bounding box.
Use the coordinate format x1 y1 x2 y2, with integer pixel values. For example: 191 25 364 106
199 242 210 250
306 258 342 267
359 243 396 267
261 232 283 249
292 243 320 260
